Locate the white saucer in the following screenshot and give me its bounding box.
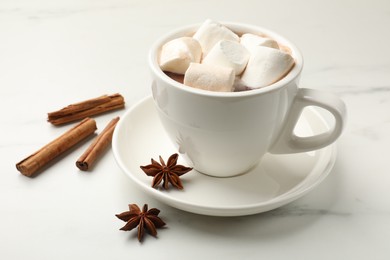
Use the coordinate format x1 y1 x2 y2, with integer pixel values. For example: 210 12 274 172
113 96 336 217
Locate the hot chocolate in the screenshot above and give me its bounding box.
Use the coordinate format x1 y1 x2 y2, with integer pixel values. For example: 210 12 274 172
159 19 295 92
150 20 346 177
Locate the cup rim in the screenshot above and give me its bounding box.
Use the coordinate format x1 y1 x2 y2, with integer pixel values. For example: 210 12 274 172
149 21 304 97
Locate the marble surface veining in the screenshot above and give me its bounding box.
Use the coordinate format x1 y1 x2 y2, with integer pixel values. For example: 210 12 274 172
1 0 390 259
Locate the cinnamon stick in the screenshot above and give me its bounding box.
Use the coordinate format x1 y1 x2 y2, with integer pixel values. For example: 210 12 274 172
16 118 97 177
76 117 120 171
48 94 124 125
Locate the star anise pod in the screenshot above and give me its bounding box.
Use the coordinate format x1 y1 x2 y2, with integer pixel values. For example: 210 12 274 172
115 204 166 242
140 153 192 190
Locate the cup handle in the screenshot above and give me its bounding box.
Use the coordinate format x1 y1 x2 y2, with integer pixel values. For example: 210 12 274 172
270 88 347 154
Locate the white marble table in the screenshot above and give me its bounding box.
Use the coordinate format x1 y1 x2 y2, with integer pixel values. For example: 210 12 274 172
1 0 390 259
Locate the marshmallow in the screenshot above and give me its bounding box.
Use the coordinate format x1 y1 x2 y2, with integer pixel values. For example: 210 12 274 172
193 19 239 57
240 33 279 53
202 40 250 75
240 46 295 88
159 37 202 74
184 63 235 92
233 76 249 92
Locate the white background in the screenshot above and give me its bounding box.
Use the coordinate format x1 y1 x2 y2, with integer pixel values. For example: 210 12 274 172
1 0 390 259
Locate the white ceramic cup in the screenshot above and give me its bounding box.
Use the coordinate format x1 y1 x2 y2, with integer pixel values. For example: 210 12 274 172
149 22 346 177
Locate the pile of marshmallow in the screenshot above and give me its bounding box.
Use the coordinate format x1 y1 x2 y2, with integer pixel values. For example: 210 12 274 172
159 19 295 92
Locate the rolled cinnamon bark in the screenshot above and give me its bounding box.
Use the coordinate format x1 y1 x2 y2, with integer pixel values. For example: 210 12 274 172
76 117 120 171
16 118 97 177
48 94 124 125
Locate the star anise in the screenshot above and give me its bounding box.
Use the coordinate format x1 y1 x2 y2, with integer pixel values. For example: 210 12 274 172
140 153 192 190
115 204 166 242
